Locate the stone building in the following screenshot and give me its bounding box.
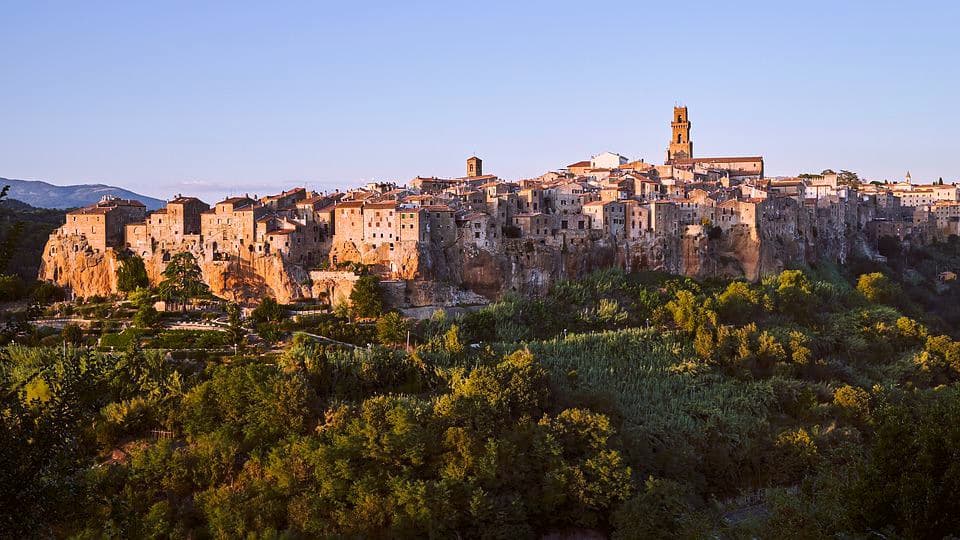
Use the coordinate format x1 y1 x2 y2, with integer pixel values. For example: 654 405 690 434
59 196 146 253
333 200 366 245
363 201 399 248
513 213 555 239
200 196 265 260
583 200 625 237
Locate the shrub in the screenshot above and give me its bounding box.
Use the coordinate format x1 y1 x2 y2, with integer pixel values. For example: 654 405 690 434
0 274 26 301
376 312 409 346
856 272 900 305
61 323 83 346
32 282 66 304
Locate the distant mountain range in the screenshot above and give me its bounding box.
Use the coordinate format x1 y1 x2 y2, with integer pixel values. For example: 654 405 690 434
0 177 165 210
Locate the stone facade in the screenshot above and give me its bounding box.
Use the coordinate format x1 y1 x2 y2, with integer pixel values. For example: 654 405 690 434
41 106 953 307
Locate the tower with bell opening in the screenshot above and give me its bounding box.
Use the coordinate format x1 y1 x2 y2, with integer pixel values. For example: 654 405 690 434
666 106 692 163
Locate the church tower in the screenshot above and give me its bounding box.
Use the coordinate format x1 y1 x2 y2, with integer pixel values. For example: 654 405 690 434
666 106 693 163
467 156 482 177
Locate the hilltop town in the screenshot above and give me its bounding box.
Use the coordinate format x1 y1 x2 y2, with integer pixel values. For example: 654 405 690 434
39 107 959 306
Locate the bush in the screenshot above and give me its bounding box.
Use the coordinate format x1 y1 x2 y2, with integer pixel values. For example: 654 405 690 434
99 329 142 350
32 282 66 304
133 304 162 330
250 297 284 324
147 330 230 350
612 477 704 539
856 272 900 305
61 323 83 346
0 274 26 301
376 312 409 346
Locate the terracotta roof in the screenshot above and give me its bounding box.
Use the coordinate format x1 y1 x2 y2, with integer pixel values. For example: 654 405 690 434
298 195 327 205
263 187 306 200
567 160 591 168
422 205 454 212
336 200 365 208
364 201 398 210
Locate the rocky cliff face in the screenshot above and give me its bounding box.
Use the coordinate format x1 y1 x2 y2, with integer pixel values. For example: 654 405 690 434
40 233 313 304
40 197 873 306
39 234 120 298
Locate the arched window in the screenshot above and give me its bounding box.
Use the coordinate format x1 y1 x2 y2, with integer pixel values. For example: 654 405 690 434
677 134 683 143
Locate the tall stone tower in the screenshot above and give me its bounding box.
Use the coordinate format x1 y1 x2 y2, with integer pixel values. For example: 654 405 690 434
666 106 693 163
467 156 482 177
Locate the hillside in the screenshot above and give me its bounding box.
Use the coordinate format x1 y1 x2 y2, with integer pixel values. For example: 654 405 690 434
5 264 960 537
0 177 164 210
0 199 65 280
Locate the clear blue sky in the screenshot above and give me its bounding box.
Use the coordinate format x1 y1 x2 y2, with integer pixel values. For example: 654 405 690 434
2 1 958 202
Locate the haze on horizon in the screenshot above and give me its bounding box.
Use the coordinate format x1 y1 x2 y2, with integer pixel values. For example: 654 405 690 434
2 0 958 203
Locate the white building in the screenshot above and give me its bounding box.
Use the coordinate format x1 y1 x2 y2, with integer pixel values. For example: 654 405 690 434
591 152 629 169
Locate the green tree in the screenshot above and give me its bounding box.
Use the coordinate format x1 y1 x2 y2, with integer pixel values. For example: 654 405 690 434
773 270 816 321
376 312 409 347
157 252 209 303
226 304 246 354
32 282 65 304
250 297 284 324
771 428 818 483
0 185 24 275
847 388 960 537
133 303 162 330
117 254 149 293
128 286 155 309
61 323 83 346
612 477 703 539
0 274 26 301
349 275 383 318
717 281 762 324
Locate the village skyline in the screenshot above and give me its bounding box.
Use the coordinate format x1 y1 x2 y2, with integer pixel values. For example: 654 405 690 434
3 2 958 202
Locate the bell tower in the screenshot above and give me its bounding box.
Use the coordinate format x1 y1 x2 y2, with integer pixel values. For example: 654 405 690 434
666 106 693 163
467 156 482 177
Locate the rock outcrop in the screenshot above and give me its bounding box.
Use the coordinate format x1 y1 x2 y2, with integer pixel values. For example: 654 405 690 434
40 195 872 306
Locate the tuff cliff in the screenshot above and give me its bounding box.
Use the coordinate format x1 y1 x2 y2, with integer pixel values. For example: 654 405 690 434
39 233 313 304
40 195 871 306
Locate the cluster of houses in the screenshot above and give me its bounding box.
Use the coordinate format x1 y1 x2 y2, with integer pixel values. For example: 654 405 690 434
46 107 960 274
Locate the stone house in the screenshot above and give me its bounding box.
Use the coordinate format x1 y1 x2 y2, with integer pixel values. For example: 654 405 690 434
60 196 146 254
583 200 625 237
332 200 366 245
513 213 555 239
458 212 498 249
363 201 399 248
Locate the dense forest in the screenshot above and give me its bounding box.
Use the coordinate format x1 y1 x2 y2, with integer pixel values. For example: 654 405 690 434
0 198 64 279
4 234 960 536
